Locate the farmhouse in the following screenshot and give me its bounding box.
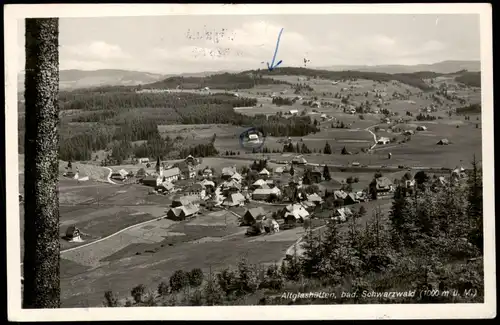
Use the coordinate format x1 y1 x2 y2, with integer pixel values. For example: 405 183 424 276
111 169 128 181
142 175 162 187
252 187 282 201
259 168 270 179
404 130 415 136
183 183 204 197
248 133 260 142
171 195 199 208
281 203 310 220
137 157 149 164
288 109 299 116
274 166 285 174
310 167 322 183
333 190 348 200
222 192 245 207
320 113 328 120
375 177 394 193
377 137 390 145
166 204 199 221
163 167 181 182
306 193 323 205
343 193 360 205
333 207 353 222
242 207 267 226
252 179 267 189
222 180 242 193
437 138 450 145
200 179 215 189
221 166 237 180
292 156 307 165
416 125 428 131
231 172 243 183
65 225 81 241
157 181 174 193
310 101 321 108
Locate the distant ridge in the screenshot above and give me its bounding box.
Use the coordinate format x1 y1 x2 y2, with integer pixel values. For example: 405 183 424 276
316 60 480 74
16 69 242 92
16 60 480 92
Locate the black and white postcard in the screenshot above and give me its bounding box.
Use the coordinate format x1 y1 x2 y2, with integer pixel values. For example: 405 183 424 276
4 3 495 321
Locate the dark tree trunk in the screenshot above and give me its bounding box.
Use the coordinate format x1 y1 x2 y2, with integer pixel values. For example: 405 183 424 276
23 18 60 309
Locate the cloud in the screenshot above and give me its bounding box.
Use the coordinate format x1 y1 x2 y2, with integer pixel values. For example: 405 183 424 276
62 41 131 61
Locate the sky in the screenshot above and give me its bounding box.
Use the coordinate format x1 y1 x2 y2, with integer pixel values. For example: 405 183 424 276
17 14 480 74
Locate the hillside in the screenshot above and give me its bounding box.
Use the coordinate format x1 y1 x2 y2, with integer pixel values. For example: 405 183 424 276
17 69 167 91
318 60 480 74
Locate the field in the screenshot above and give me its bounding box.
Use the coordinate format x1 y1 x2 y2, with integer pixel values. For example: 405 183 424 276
58 205 295 307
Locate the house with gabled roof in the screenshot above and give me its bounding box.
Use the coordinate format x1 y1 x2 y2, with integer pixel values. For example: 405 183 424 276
252 187 282 201
333 207 353 222
259 168 270 179
375 176 394 192
200 179 215 189
306 193 323 205
166 204 199 221
157 181 174 193
171 195 199 208
231 172 243 183
242 207 267 226
222 192 245 207
221 166 237 180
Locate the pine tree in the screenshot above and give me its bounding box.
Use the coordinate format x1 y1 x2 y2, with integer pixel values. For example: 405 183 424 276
290 165 295 176
300 229 323 278
323 164 331 181
467 155 483 251
324 142 332 154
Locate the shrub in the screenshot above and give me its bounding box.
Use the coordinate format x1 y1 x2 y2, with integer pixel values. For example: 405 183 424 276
217 268 238 296
260 264 284 290
236 257 261 294
189 289 204 306
188 268 204 287
103 290 119 307
131 284 146 303
170 270 189 292
157 281 169 296
204 273 225 305
144 290 157 306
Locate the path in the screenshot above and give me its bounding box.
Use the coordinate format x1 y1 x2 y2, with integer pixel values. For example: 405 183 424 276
104 167 118 185
364 123 381 150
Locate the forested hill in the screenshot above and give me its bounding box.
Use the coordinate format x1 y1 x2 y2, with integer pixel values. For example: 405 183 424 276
142 72 291 90
18 89 320 161
239 67 482 90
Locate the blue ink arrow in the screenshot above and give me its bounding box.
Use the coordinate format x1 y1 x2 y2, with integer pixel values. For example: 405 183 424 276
267 28 284 71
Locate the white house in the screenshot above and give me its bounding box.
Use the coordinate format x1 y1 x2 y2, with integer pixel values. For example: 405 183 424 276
248 134 259 142
137 157 149 164
259 168 270 178
288 109 299 115
377 137 390 145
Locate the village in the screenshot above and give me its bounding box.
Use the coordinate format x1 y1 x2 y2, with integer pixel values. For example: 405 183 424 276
61 150 470 251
